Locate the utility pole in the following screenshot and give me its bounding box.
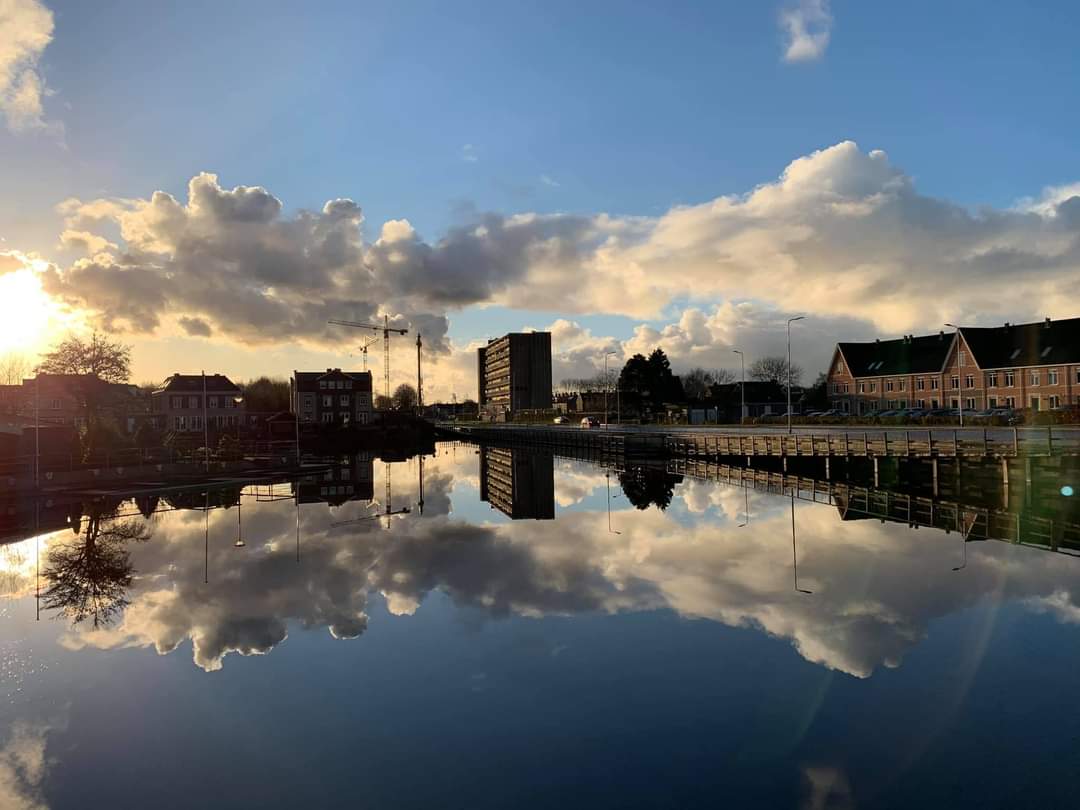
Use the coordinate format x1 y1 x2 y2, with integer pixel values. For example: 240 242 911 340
416 333 423 413
34 370 40 489
202 370 209 472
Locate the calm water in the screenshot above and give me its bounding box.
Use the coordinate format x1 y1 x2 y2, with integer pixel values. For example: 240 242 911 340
3 443 1080 809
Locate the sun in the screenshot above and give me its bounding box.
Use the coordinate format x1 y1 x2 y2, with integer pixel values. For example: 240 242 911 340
0 267 69 356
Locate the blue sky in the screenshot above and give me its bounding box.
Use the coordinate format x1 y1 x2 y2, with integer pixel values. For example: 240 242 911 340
3 0 1080 393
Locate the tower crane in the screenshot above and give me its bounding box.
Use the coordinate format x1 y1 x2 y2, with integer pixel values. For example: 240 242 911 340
350 337 379 372
328 315 408 402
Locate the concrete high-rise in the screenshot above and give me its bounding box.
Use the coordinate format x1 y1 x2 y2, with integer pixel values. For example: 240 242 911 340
477 332 552 418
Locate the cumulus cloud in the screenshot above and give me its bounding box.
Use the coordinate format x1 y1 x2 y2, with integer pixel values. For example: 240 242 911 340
0 722 51 810
35 142 1080 395
0 0 58 133
780 0 833 63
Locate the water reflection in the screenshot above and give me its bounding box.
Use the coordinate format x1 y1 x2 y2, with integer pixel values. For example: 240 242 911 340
4 445 1080 681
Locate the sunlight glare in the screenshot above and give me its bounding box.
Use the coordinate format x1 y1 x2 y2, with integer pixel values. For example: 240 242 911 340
0 269 67 355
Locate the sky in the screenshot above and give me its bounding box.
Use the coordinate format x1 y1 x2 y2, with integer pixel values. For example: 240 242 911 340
3 0 1080 398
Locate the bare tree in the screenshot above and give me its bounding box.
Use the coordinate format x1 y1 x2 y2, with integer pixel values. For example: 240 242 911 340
38 331 131 383
0 352 31 385
749 356 803 386
391 383 418 411
43 513 151 629
680 367 738 400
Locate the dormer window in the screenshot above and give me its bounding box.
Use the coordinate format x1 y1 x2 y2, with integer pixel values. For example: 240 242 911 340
1041 346 1053 358
1010 348 1021 360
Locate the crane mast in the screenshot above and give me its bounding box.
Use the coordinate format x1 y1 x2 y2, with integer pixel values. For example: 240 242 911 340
328 316 408 403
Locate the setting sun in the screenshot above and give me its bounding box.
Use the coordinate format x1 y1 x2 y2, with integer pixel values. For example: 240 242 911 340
0 267 68 356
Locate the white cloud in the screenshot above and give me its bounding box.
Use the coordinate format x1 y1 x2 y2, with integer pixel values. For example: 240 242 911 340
37 141 1080 399
0 722 52 810
779 0 833 63
461 143 478 163
540 174 560 188
0 0 59 133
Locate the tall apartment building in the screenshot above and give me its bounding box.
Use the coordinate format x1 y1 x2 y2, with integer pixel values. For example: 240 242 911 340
827 316 1080 414
477 332 552 419
291 369 374 425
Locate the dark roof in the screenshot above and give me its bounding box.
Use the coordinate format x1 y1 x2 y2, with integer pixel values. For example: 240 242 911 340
960 317 1080 369
710 381 788 402
838 333 952 378
157 374 240 393
293 369 372 390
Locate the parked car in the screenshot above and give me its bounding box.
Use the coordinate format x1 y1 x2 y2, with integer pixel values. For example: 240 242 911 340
553 416 567 424
580 416 600 428
816 409 848 420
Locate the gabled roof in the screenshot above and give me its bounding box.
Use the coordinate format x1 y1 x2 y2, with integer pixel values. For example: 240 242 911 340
293 369 372 390
156 374 240 393
959 317 1080 369
838 333 953 378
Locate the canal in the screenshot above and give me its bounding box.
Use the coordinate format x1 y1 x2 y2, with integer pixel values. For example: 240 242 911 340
2 442 1080 808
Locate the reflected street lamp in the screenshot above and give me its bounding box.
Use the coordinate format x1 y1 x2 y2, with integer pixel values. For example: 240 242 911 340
234 493 246 548
606 471 621 534
791 494 812 594
787 316 805 434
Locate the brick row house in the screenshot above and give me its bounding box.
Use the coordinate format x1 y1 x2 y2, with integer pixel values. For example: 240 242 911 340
1 373 149 432
290 369 374 425
151 374 245 433
828 317 1080 415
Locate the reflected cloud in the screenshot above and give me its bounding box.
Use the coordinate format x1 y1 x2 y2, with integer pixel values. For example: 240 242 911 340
20 453 1080 678
0 721 53 810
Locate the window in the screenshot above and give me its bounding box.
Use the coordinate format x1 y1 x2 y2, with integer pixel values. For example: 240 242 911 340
1049 395 1061 408
321 412 334 423
899 380 906 391
188 396 199 409
959 350 967 366
951 398 959 408
869 382 877 393
916 378 925 391
339 394 350 406
951 375 960 389
170 396 184 409
175 415 186 431
1076 368 1080 384
322 395 332 408
965 398 976 410
208 395 219 409
1030 396 1040 410
1005 396 1015 408
931 399 939 408
191 415 203 430
319 381 327 389
1005 371 1015 387
50 398 61 410
1031 371 1040 386
345 380 353 390
886 380 894 392
1049 369 1059 385
965 374 974 389
989 397 997 408
858 382 866 394
930 378 939 390
916 399 925 408
987 372 997 387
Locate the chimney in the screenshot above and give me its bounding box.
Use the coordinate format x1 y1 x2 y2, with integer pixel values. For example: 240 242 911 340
1004 322 1010 330
875 338 880 344
1045 317 1052 329
939 330 944 340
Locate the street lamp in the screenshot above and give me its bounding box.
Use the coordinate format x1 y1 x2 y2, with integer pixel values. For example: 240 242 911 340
786 316 805 434
733 349 745 424
604 351 617 429
944 323 964 427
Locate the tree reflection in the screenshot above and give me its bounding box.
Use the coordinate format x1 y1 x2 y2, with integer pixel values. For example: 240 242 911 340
618 467 683 511
43 510 151 629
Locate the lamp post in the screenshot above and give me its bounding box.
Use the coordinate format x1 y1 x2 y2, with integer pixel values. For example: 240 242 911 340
34 368 40 490
733 349 745 424
202 370 209 472
944 323 964 427
787 316 805 434
604 351 617 429
234 493 245 548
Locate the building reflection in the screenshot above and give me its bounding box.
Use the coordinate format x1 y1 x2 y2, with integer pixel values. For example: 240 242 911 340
293 454 375 506
479 447 555 519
